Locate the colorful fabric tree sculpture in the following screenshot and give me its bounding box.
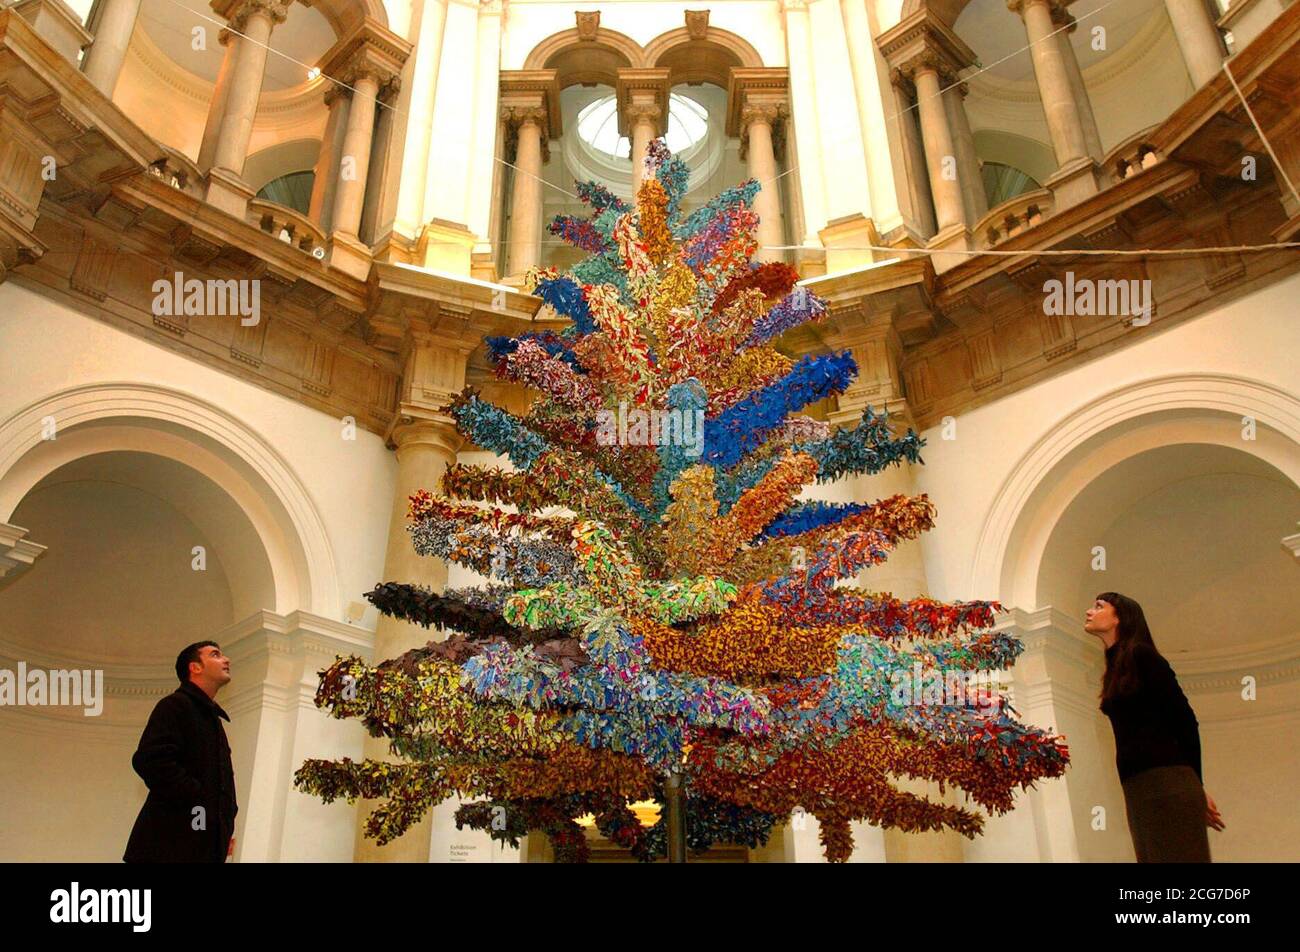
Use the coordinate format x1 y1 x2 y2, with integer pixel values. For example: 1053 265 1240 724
294 141 1070 862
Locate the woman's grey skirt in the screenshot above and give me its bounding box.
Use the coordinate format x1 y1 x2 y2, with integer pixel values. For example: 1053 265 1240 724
1122 764 1211 863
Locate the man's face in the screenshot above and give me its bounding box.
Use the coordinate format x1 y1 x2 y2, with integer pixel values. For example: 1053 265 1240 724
193 645 231 687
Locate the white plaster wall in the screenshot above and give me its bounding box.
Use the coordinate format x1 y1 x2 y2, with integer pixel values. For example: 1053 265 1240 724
910 272 1300 605
907 273 1300 862
0 282 396 628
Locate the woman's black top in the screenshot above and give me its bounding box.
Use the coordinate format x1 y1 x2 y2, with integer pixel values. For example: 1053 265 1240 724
1100 642 1202 784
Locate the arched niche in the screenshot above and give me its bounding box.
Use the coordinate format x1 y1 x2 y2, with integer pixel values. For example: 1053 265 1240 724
245 138 322 194
1032 440 1300 651
971 374 1300 611
0 384 339 618
972 129 1057 191
523 27 644 84
0 449 274 664
644 26 765 85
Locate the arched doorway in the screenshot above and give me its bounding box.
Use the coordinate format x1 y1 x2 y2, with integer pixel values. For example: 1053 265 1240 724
969 376 1300 861
0 385 360 862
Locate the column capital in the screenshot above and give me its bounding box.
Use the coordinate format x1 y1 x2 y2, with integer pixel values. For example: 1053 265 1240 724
895 48 960 86
320 17 412 101
725 66 789 135
387 411 464 457
614 67 671 137
741 103 787 129
322 82 350 108
213 0 290 31
499 69 561 160
501 105 551 162
1050 5 1079 31
738 103 787 161
1006 0 1066 18
878 9 978 82
624 101 663 126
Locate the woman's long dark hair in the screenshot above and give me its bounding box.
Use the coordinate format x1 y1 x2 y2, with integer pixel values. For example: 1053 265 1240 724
1098 591 1161 705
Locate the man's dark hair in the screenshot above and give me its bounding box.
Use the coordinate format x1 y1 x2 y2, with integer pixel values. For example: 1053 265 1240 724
175 641 220 685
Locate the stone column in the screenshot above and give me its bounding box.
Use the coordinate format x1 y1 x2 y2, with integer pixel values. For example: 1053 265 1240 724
839 0 903 233
615 68 670 200
877 13 978 243
827 316 963 863
396 0 450 238
781 0 829 244
741 103 788 262
355 332 470 863
80 0 142 97
197 30 242 171
942 82 988 225
1010 0 1089 167
467 0 504 280
891 77 938 238
210 0 287 175
910 58 965 232
1053 9 1104 161
320 28 406 280
503 106 547 278
353 420 462 863
627 103 660 197
1164 0 1225 88
330 71 381 240
308 86 351 233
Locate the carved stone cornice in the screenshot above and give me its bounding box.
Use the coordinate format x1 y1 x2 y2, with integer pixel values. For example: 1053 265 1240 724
499 68 561 162
877 9 978 84
726 66 790 146
615 68 671 137
319 17 412 102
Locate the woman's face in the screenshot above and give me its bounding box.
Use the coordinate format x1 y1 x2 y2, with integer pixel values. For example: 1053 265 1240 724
1084 598 1119 638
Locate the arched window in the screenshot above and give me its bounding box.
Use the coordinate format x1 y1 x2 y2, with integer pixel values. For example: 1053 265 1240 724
981 162 1040 208
255 171 315 216
576 93 709 160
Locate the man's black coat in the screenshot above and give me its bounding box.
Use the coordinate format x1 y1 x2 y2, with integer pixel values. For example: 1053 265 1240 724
124 680 238 862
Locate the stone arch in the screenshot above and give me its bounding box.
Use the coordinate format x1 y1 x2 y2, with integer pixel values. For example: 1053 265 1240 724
0 383 339 617
312 0 389 35
244 138 321 194
644 25 765 85
971 129 1057 189
522 27 646 84
971 374 1300 609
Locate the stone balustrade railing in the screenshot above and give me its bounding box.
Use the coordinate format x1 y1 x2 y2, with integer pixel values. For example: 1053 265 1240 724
247 199 327 259
975 188 1055 248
